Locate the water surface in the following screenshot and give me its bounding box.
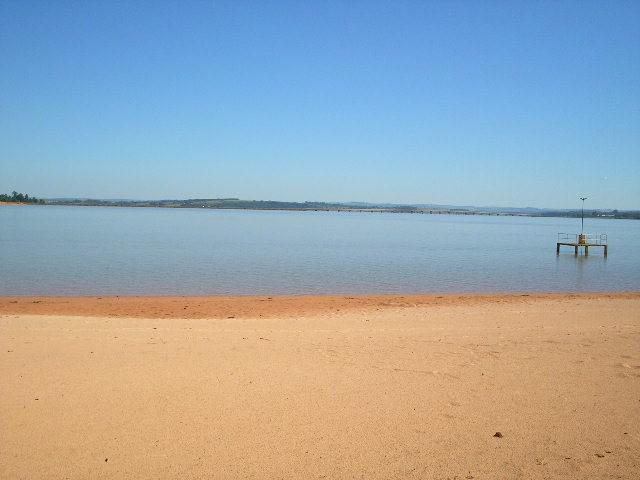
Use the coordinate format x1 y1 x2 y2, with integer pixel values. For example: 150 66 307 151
1 205 639 295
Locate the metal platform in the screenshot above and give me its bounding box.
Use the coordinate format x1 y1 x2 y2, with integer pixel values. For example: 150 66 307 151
556 233 607 256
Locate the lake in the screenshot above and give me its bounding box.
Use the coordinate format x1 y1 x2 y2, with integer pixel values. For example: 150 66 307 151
1 205 639 295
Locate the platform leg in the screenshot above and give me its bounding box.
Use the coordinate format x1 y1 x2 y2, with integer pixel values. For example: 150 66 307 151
556 243 560 255
604 245 608 257
574 245 578 255
585 245 589 256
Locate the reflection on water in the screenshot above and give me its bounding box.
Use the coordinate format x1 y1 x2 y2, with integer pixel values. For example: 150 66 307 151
1 205 639 295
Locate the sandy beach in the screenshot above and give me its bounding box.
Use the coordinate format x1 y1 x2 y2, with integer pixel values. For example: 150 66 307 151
1 293 639 479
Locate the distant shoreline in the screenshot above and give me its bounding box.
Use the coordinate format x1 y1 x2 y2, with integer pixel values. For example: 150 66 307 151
4 199 638 219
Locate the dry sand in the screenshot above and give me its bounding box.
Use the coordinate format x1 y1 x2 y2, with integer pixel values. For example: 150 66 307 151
1 293 639 479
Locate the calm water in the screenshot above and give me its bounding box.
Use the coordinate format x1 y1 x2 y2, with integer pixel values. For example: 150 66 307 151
1 205 639 295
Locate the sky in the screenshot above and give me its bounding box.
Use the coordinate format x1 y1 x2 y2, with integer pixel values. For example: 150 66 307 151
1 1 639 209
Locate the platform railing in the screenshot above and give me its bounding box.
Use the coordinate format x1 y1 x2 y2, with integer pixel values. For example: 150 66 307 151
557 233 607 245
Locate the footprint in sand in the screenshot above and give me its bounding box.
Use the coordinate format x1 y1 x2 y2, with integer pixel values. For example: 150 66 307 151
616 362 640 369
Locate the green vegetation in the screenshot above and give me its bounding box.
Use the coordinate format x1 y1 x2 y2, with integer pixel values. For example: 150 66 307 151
0 191 44 204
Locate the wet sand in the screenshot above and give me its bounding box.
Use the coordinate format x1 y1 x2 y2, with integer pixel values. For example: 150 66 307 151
1 293 639 479
2 292 639 319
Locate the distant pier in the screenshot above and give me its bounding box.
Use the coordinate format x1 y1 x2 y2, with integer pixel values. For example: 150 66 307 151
556 233 607 256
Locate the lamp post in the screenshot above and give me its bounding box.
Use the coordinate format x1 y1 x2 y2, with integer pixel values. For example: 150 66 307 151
580 197 587 234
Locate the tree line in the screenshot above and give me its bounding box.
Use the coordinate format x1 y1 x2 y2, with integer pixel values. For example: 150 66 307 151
0 191 45 204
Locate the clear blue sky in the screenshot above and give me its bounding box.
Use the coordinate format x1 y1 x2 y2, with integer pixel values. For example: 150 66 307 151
1 1 638 209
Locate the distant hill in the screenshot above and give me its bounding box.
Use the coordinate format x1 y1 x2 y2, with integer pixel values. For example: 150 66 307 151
38 196 640 219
